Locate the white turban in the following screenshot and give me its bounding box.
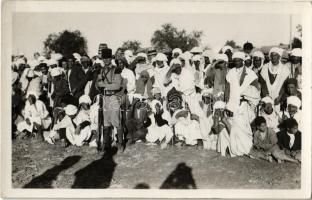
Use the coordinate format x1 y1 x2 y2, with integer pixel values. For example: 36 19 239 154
170 58 182 66
192 55 201 61
64 104 78 116
12 72 19 85
261 96 274 105
291 48 302 57
287 96 301 108
50 67 62 77
155 53 168 62
213 101 226 111
190 47 203 54
38 56 46 63
215 53 228 62
172 48 182 55
269 47 284 57
28 60 39 69
124 50 133 57
201 88 213 97
51 53 63 61
93 58 104 67
202 50 214 59
232 51 246 60
221 46 233 53
137 52 148 60
179 51 192 61
252 51 265 59
79 95 92 105
73 53 81 61
48 59 58 66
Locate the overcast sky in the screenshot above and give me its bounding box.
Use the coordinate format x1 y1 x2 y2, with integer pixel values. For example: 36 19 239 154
13 12 301 58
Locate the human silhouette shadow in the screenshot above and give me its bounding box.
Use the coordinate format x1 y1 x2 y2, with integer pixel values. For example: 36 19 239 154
160 162 197 189
23 155 81 188
71 147 118 188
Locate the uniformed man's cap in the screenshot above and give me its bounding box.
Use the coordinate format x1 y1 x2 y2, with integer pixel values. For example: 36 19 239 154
101 48 112 59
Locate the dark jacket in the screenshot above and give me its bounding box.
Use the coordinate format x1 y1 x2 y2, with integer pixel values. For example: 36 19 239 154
277 130 301 151
68 64 87 99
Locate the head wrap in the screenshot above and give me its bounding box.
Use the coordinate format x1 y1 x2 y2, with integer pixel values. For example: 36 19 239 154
151 87 161 95
192 55 201 62
137 52 148 61
172 48 182 55
170 58 182 66
64 104 78 116
79 94 92 105
73 53 81 61
190 47 203 54
232 51 246 60
50 67 62 77
179 51 192 61
261 96 274 105
215 53 228 62
155 53 168 62
287 96 301 108
12 72 19 85
291 48 302 57
252 50 265 59
202 50 214 59
48 59 58 66
124 50 133 64
38 56 46 63
28 60 39 69
51 53 63 61
221 46 233 54
213 101 226 111
201 88 213 97
269 47 284 57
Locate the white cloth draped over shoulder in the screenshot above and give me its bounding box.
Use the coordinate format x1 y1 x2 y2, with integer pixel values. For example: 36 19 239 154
17 100 51 133
226 67 260 156
260 62 290 101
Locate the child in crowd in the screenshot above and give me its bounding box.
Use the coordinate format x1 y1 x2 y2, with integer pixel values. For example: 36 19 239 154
259 96 279 132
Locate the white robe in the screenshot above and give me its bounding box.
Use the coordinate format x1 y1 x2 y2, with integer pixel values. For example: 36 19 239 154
226 67 260 156
72 110 92 146
17 100 51 133
261 62 290 101
152 65 170 97
146 114 173 144
121 68 136 94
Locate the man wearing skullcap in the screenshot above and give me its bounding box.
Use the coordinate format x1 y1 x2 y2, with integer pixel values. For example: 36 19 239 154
96 48 124 153
17 91 52 140
289 48 302 90
225 51 260 157
260 47 290 104
170 48 182 66
164 58 183 92
252 50 265 74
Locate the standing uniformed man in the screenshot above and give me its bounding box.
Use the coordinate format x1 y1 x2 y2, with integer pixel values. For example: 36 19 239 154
96 48 124 153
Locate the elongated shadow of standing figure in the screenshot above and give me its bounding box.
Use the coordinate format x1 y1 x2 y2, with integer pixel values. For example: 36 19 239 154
160 162 197 189
72 147 118 188
23 155 81 188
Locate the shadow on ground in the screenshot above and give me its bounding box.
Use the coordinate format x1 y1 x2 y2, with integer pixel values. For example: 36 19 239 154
160 162 197 189
71 147 118 188
23 155 81 188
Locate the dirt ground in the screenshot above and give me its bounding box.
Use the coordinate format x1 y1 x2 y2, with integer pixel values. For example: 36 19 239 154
12 138 301 189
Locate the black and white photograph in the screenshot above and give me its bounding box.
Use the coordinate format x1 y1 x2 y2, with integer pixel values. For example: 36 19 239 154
1 1 311 199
